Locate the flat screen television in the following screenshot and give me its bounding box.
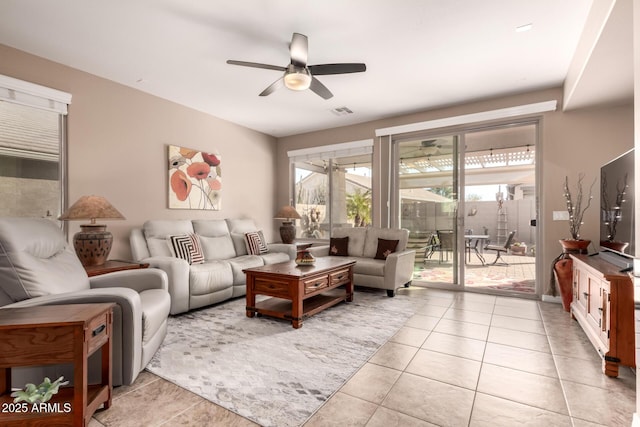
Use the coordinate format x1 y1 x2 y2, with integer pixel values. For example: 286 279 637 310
600 148 635 259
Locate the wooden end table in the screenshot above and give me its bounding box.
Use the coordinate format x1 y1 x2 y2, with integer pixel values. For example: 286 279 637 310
0 303 114 426
84 260 149 277
244 257 355 328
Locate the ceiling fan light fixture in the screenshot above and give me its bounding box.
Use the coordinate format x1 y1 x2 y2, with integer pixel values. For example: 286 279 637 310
284 68 311 91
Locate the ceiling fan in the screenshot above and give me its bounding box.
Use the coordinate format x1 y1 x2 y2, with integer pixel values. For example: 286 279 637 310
226 32 366 100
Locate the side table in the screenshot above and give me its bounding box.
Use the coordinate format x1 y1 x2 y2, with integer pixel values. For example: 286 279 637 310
0 303 114 426
84 260 149 277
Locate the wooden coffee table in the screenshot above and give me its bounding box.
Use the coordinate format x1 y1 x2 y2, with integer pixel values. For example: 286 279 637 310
244 257 356 328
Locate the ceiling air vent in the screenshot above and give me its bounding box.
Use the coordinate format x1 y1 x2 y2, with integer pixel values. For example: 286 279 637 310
331 106 353 116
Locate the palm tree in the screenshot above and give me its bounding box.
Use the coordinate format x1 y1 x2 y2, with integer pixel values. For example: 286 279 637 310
347 189 371 227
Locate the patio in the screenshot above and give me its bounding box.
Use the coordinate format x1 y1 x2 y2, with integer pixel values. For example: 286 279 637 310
413 253 536 294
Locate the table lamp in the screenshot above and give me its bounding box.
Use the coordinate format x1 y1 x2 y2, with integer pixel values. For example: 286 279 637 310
274 205 301 244
58 195 125 266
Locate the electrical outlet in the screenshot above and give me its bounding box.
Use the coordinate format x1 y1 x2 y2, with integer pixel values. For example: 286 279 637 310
553 211 569 221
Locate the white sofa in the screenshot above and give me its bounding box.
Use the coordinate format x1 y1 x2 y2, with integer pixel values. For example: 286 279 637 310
130 219 296 314
307 226 415 297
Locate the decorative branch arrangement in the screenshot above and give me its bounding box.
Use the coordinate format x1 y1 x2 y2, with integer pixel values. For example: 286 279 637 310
601 172 628 242
563 174 596 240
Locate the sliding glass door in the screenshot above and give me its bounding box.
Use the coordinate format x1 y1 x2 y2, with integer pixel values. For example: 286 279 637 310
393 122 539 297
396 135 459 286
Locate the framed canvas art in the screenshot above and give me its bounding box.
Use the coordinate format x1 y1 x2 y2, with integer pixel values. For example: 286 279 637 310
168 144 221 210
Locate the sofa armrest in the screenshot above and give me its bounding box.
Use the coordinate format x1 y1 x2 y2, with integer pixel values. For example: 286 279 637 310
138 256 190 315
384 249 416 290
90 268 168 293
267 243 297 260
306 245 330 257
1 288 143 386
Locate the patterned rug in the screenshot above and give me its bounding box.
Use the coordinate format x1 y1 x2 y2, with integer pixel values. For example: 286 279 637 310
146 289 423 427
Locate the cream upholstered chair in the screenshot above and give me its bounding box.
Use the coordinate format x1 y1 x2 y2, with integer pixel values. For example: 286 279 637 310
0 218 171 386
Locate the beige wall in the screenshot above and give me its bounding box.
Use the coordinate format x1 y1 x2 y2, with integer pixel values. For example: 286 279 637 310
0 44 278 259
277 88 634 294
1 44 634 294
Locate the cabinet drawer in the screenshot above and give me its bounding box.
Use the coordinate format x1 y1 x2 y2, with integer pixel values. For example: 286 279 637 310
87 311 110 355
304 276 329 294
329 268 350 286
254 278 291 298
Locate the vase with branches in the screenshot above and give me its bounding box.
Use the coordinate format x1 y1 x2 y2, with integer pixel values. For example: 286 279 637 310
553 173 596 311
563 173 596 241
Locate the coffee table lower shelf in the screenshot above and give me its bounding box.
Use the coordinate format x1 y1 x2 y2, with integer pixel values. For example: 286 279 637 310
248 289 349 324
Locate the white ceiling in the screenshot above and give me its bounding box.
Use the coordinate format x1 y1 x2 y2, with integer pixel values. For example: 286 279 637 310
0 0 622 138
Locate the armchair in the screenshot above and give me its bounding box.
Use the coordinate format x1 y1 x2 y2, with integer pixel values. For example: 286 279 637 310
0 218 171 387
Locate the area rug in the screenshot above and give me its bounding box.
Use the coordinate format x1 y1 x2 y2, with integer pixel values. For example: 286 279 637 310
146 289 424 427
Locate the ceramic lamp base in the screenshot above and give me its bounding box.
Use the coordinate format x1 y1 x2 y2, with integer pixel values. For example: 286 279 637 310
74 224 113 266
279 221 296 244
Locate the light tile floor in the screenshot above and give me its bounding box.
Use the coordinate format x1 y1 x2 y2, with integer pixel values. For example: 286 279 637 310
91 287 636 427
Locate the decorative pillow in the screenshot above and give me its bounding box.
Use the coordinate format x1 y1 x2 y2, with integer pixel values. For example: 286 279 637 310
374 238 399 260
244 230 268 255
329 236 349 256
167 233 205 265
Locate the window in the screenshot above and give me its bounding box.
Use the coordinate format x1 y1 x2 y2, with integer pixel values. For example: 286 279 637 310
289 140 373 239
0 74 71 219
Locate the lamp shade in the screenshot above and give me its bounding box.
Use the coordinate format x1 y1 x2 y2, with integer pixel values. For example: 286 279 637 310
58 195 125 223
274 205 301 220
58 195 125 267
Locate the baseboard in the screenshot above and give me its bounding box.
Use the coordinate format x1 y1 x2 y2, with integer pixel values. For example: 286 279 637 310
541 295 562 304
633 413 640 427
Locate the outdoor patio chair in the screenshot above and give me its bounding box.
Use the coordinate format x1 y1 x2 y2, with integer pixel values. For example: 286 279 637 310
435 230 455 263
484 230 516 265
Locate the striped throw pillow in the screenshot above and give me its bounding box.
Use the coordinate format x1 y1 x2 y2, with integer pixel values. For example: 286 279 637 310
167 233 205 265
244 230 268 255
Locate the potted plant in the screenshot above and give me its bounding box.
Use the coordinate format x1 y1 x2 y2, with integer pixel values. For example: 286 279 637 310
510 242 527 255
553 173 595 311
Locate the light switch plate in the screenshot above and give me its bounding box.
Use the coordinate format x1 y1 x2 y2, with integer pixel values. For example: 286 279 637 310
553 211 570 221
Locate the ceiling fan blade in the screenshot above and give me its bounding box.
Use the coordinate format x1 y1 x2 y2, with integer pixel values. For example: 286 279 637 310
226 60 286 72
309 77 333 100
289 33 308 67
308 63 367 75
259 77 285 96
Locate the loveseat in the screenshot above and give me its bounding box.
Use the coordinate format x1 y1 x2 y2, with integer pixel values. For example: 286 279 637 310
307 226 415 297
130 219 296 314
0 218 171 387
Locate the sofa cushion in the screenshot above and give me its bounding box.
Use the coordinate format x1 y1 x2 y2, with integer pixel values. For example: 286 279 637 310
198 235 237 260
363 227 409 258
228 255 264 285
226 219 259 256
189 261 234 296
0 218 90 302
374 238 399 260
332 227 367 257
144 220 194 257
329 236 349 256
167 233 205 265
352 257 386 276
193 220 236 260
245 230 268 255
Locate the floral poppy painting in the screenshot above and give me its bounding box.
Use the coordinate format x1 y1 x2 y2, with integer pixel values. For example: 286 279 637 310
168 145 222 210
